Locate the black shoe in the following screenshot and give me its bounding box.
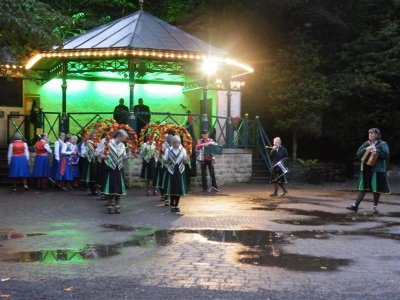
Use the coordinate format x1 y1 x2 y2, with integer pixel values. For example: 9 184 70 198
373 206 379 214
115 206 120 214
175 207 180 212
171 207 178 212
270 192 278 197
107 206 114 214
346 205 358 212
280 191 287 197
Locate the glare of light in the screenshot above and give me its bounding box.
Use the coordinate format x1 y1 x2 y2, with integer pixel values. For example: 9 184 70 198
25 54 43 69
225 58 254 73
201 58 218 74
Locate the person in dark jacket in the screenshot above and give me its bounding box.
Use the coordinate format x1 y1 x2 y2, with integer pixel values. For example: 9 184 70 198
346 128 390 214
269 137 288 197
133 98 151 135
113 98 129 125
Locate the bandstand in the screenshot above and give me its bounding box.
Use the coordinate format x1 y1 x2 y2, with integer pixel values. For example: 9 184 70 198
23 4 254 147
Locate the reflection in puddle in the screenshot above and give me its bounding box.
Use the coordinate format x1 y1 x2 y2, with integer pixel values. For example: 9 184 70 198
0 232 45 242
386 212 400 218
249 197 337 211
1 227 173 263
196 229 351 271
273 209 374 226
0 227 351 271
4 225 400 271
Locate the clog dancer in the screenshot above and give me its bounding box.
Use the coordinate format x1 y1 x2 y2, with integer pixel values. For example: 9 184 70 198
55 134 74 191
100 130 130 214
52 132 65 183
96 132 108 203
155 134 172 205
32 133 52 189
140 137 157 195
162 135 188 212
7 133 30 191
347 128 390 214
70 135 81 189
81 131 98 196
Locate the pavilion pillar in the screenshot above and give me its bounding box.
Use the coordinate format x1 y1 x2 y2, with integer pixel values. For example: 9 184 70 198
201 83 209 135
60 60 69 133
128 59 137 132
225 77 234 148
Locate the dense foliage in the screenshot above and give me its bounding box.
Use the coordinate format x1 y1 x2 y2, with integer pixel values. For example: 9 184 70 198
0 0 399 162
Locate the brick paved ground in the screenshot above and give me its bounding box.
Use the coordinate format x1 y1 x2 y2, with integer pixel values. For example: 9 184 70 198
0 180 399 299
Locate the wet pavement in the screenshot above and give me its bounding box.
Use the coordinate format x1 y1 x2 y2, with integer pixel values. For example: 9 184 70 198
0 181 399 299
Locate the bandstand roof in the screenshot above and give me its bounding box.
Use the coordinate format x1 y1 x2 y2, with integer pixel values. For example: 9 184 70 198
61 10 227 56
25 9 253 84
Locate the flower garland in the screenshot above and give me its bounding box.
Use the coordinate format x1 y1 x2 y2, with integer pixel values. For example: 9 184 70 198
138 123 159 146
83 118 138 156
154 124 193 156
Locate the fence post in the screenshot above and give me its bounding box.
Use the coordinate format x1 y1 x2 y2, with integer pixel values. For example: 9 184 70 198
255 115 260 147
226 117 234 148
201 114 209 134
243 113 249 148
60 113 69 134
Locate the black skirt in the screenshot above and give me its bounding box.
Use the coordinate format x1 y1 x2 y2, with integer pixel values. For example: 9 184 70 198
101 165 126 196
140 158 156 180
357 165 390 194
81 159 98 183
162 165 187 196
154 161 165 188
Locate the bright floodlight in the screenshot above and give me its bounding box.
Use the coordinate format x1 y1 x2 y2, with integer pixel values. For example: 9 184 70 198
201 58 218 74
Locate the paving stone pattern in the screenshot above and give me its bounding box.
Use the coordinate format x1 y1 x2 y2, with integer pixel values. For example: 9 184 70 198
0 180 399 299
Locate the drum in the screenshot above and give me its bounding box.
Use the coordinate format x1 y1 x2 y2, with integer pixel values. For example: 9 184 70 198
361 150 378 167
272 160 289 179
204 144 223 155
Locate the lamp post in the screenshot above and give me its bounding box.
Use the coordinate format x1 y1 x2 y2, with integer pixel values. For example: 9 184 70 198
128 59 137 132
223 74 234 147
60 60 69 133
201 58 218 135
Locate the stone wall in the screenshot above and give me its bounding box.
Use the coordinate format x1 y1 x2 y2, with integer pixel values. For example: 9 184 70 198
124 148 253 188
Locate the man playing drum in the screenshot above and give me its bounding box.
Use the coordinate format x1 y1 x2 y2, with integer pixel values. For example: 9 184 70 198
269 137 288 197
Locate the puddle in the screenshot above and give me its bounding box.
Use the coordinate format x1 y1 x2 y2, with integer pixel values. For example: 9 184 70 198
0 232 46 241
1 227 173 263
195 229 351 271
238 249 350 271
249 197 337 211
273 208 375 226
5 226 397 270
0 226 352 271
386 212 400 218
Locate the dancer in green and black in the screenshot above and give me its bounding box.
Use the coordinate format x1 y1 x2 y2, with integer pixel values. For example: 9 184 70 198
81 131 98 196
162 135 188 212
139 137 157 195
347 128 390 214
155 134 172 205
100 130 130 214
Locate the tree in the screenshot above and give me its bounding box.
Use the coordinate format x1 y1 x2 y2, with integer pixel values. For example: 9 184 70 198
264 31 330 160
0 0 67 60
